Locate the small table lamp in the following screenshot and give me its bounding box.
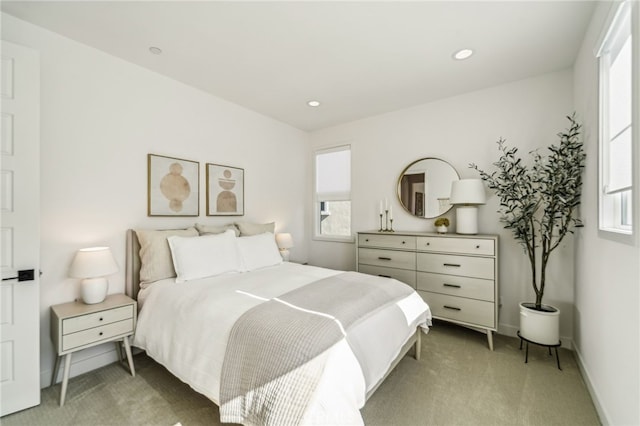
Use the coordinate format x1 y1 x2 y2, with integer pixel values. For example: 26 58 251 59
69 247 119 304
449 179 486 234
275 233 294 262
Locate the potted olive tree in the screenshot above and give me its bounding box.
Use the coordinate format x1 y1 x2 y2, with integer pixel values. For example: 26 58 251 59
470 115 585 345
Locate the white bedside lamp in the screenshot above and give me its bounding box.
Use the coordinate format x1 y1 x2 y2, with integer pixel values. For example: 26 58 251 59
69 247 119 304
275 233 294 262
449 179 486 234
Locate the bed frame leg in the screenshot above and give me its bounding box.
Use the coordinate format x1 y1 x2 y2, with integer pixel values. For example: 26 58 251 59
414 330 421 361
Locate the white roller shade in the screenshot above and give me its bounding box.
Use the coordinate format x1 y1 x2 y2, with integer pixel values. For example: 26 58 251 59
315 146 351 201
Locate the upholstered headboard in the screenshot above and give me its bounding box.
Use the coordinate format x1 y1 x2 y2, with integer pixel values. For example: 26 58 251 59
125 229 142 300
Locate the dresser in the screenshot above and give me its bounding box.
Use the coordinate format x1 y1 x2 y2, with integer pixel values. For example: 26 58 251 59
357 231 498 350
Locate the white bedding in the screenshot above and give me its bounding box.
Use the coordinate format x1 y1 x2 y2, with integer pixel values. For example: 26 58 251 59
133 262 431 425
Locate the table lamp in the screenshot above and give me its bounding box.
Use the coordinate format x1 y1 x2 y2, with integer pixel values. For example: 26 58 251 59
69 247 119 304
275 233 294 261
449 179 486 234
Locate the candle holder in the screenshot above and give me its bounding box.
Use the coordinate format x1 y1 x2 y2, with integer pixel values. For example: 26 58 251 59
389 219 394 232
378 214 384 232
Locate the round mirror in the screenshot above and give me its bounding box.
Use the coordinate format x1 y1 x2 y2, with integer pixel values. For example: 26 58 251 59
397 158 459 219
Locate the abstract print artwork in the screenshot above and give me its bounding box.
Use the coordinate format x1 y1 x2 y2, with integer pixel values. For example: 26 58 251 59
148 154 199 216
207 163 244 216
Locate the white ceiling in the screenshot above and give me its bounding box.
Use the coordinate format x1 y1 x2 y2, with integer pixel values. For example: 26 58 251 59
1 1 596 131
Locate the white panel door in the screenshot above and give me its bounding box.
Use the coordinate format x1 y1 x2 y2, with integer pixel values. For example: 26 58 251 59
0 41 40 416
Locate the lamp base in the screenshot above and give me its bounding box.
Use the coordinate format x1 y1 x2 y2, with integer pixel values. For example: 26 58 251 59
455 206 479 234
279 249 290 262
81 277 109 304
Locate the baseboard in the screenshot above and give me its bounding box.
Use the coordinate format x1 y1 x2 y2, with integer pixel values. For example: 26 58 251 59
498 322 574 349
573 346 609 425
40 345 119 389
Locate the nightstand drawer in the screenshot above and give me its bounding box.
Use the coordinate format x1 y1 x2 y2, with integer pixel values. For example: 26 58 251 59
358 264 416 288
62 305 134 335
416 236 494 256
417 253 494 280
417 272 494 302
62 318 134 351
418 291 495 328
359 234 416 250
358 248 416 270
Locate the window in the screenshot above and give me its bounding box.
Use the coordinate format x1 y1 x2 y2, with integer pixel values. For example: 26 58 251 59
314 145 351 240
597 1 635 236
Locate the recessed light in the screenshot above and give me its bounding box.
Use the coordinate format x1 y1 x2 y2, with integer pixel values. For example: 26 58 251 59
453 48 474 60
307 100 321 107
149 46 163 55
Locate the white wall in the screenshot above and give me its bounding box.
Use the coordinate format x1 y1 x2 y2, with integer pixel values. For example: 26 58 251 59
309 70 577 344
572 2 640 425
1 13 311 387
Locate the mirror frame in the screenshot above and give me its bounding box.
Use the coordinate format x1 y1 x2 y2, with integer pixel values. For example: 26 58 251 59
396 157 460 219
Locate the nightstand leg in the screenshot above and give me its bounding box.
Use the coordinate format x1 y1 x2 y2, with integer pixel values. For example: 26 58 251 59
487 330 494 351
114 341 123 363
51 355 61 387
59 353 72 406
122 336 135 377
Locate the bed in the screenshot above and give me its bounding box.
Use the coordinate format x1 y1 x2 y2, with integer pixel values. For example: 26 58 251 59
125 226 431 425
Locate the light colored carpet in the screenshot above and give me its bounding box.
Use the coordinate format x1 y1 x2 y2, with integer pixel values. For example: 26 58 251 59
2 321 600 425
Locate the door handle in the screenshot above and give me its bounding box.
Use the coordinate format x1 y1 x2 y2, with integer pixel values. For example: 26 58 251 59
1 269 35 282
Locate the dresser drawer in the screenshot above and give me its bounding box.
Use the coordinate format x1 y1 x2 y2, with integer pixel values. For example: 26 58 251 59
416 236 495 256
62 305 134 335
417 272 494 302
418 291 495 329
358 264 416 288
358 234 416 250
358 248 416 270
417 253 494 280
62 318 134 351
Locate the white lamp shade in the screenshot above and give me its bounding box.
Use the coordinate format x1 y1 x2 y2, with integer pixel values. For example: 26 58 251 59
275 233 294 249
449 179 486 205
69 247 119 278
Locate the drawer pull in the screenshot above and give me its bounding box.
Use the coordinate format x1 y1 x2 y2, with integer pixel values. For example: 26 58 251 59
443 305 461 311
378 257 392 261
99 317 103 321
443 263 461 267
402 241 406 244
378 274 392 278
426 242 430 246
476 245 480 249
365 239 369 242
443 283 461 288
99 332 104 336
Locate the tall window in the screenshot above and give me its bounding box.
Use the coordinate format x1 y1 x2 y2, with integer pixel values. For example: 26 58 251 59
597 1 634 235
314 145 351 240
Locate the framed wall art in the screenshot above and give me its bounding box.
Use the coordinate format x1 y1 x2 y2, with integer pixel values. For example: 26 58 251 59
206 163 244 216
148 154 199 216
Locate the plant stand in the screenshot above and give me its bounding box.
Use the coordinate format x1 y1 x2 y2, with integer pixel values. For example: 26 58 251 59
517 331 562 370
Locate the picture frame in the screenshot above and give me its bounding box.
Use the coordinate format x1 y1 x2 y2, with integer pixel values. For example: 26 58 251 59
206 163 244 216
147 154 199 216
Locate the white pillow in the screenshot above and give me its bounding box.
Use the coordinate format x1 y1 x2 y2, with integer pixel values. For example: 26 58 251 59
167 230 240 282
236 232 283 271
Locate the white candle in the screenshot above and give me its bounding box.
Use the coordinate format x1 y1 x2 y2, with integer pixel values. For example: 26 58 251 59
379 200 383 214
385 198 388 210
389 205 393 219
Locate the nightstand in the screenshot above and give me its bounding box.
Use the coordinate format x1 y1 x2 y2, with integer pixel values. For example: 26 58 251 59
50 294 137 406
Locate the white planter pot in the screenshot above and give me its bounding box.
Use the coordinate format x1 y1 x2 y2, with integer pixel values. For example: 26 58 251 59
436 225 448 234
519 302 560 345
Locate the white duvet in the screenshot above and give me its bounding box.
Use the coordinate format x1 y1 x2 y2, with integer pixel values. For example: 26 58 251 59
133 262 431 425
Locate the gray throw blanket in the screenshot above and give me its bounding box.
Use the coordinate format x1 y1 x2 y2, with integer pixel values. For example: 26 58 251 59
219 272 414 426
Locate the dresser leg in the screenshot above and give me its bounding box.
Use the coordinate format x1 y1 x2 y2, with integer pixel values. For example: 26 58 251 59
414 329 422 361
51 355 61 387
122 336 136 377
59 353 72 406
486 330 494 351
